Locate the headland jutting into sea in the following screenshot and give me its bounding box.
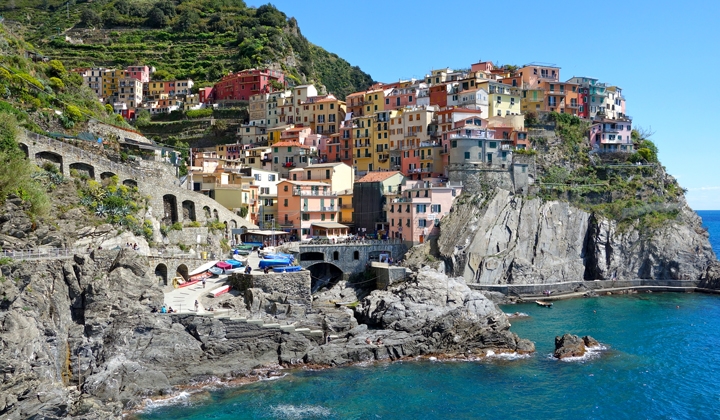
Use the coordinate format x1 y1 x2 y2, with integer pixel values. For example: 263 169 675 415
0 4 719 418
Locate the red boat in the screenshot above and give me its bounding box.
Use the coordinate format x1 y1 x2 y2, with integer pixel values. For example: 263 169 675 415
189 272 212 281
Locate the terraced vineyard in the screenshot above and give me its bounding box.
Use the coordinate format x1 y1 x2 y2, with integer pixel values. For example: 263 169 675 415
3 0 374 99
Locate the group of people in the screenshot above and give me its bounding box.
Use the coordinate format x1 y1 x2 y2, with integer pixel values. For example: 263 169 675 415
125 243 140 251
151 305 174 313
365 337 383 346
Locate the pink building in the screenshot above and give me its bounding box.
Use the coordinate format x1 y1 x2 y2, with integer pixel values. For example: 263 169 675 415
126 65 150 83
588 118 633 152
385 177 462 245
277 180 345 239
471 61 495 72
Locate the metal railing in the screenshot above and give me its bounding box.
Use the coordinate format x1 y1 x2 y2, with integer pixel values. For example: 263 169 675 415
1 247 89 260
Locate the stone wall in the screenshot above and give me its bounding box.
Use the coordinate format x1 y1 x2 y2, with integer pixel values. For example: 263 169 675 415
468 279 701 296
371 262 409 289
230 271 311 305
19 130 256 232
449 155 535 196
87 119 151 144
297 242 407 275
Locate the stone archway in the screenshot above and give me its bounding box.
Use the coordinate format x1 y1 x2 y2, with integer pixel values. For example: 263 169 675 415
163 194 178 225
230 220 238 229
182 200 196 222
70 162 95 179
100 172 117 185
213 208 219 221
154 263 168 286
300 251 325 261
123 179 138 188
307 262 344 293
35 151 63 173
176 264 189 280
203 206 211 220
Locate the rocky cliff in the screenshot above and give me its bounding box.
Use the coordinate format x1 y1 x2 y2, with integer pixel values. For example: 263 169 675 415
0 248 530 418
428 188 719 285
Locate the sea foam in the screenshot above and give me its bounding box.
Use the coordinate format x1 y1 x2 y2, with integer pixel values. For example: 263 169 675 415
270 404 334 419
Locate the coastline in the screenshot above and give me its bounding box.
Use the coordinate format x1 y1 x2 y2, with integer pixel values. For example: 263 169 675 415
125 347 533 417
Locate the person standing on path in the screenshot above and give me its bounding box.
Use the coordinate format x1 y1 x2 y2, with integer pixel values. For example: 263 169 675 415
194 300 199 312
202 278 206 288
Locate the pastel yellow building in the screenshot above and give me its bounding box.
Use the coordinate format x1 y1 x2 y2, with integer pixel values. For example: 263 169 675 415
102 69 126 98
353 115 374 172
478 81 521 117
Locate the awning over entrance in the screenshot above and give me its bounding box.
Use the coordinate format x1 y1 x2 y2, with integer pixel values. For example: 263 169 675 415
310 222 349 229
310 222 350 238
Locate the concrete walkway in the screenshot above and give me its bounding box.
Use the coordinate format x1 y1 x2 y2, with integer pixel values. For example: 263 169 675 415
163 273 231 314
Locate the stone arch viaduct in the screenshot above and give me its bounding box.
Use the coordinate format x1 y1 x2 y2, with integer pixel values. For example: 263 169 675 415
296 242 407 276
19 130 255 232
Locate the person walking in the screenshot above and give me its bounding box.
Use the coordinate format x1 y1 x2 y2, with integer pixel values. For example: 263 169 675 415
194 300 199 312
202 278 206 289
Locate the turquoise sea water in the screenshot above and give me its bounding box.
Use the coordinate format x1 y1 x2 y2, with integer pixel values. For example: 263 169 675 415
698 210 720 256
136 215 720 420
136 293 720 420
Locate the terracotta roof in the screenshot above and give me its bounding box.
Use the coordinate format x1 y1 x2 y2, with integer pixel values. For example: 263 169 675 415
357 171 402 183
272 141 310 149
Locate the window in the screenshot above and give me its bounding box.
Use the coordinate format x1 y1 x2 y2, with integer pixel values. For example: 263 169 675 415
302 213 310 221
333 251 339 260
417 204 426 213
419 219 427 227
284 199 288 207
406 218 410 227
452 140 457 148
331 214 335 221
431 204 442 213
274 147 278 153
274 157 279 163
489 142 497 148
353 250 359 260
269 174 276 181
464 152 470 159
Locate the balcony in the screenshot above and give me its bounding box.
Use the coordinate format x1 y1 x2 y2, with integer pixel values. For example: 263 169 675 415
340 204 353 209
448 131 494 140
294 190 337 197
538 73 558 80
602 125 621 132
565 102 579 108
378 154 389 162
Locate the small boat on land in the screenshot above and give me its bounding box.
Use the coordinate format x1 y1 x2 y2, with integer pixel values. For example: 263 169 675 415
233 254 248 262
189 272 212 282
234 250 252 256
209 267 224 276
234 245 254 250
224 260 243 268
209 285 231 297
535 300 553 307
258 259 292 269
272 265 302 273
263 253 294 262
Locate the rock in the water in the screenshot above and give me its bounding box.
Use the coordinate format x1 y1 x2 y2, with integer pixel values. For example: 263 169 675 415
582 335 599 348
554 333 587 359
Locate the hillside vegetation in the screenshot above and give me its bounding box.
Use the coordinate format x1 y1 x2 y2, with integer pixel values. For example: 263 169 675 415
2 0 374 99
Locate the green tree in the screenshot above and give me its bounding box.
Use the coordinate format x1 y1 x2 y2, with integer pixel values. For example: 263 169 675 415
147 7 168 28
174 9 200 32
151 69 173 81
47 60 67 78
80 8 102 27
49 77 64 91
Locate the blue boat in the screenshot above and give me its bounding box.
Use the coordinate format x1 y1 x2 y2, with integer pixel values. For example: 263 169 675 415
263 253 295 262
224 260 243 268
258 259 292 269
208 267 224 276
273 265 302 273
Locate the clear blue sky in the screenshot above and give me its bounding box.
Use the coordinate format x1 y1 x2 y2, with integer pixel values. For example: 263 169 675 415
268 0 720 209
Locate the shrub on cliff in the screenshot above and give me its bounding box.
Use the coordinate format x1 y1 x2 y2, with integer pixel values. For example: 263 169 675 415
0 112 50 216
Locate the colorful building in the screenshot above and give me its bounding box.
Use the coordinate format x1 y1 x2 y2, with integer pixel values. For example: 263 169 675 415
213 68 285 102
385 178 462 245
276 180 340 239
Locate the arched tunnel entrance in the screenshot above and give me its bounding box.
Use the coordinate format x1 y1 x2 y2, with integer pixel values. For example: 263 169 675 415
308 262 344 294
154 263 168 286
176 264 189 281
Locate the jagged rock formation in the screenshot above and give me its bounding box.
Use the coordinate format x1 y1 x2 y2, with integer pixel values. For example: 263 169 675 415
0 251 530 418
554 334 600 359
431 188 720 285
